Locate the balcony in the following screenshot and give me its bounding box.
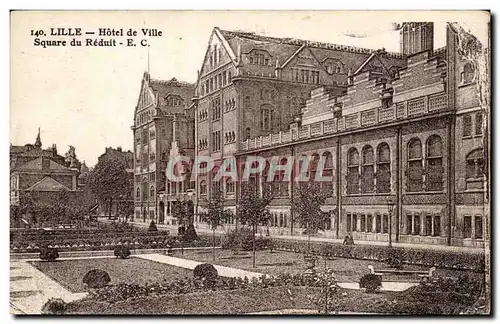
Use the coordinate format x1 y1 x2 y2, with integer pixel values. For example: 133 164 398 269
239 93 448 152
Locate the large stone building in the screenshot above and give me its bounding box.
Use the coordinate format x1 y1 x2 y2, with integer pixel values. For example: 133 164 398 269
189 23 489 248
132 72 195 223
10 129 80 206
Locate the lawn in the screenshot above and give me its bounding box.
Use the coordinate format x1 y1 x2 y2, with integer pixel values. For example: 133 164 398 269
175 249 483 283
30 257 193 293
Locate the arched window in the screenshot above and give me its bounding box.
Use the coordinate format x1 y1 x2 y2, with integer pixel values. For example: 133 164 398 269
461 62 475 84
200 180 207 195
407 138 423 192
377 143 391 193
466 148 484 190
150 186 155 200
136 187 140 199
361 146 374 193
426 135 443 191
321 151 334 196
347 148 360 194
226 178 235 194
245 127 251 140
260 105 274 131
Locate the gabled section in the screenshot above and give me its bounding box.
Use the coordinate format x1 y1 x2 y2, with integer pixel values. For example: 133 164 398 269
134 72 156 118
199 27 237 76
354 52 390 77
26 176 70 192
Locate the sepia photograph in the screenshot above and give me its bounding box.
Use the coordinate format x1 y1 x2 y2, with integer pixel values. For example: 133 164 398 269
8 10 491 315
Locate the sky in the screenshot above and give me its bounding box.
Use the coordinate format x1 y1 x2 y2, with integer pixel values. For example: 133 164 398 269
10 11 489 166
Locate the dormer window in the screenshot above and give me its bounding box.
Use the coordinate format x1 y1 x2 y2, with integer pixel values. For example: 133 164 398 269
323 58 344 75
247 50 271 66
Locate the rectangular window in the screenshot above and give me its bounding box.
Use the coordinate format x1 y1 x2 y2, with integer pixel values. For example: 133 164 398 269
376 214 382 233
382 214 389 234
414 214 421 235
433 216 441 236
475 216 483 239
406 214 413 235
366 215 373 233
360 214 366 232
211 130 221 152
463 115 472 137
475 113 483 135
463 216 472 238
346 213 351 233
352 214 358 232
425 215 432 236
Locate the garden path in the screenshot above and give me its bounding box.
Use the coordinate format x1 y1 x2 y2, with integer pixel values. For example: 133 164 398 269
136 253 265 279
10 260 87 314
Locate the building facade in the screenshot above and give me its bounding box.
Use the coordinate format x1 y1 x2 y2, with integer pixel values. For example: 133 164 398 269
190 23 488 248
10 130 80 207
132 72 195 223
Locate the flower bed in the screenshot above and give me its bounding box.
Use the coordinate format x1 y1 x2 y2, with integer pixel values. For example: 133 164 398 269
88 272 333 303
272 239 485 272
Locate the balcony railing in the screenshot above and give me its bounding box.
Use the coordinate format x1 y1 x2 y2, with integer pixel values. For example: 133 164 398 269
239 93 448 151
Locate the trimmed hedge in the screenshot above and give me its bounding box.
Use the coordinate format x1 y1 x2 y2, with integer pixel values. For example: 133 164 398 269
272 239 485 272
11 235 215 253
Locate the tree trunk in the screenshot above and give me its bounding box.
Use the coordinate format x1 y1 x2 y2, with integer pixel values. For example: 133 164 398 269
212 227 216 262
108 198 113 219
252 223 256 268
308 222 311 253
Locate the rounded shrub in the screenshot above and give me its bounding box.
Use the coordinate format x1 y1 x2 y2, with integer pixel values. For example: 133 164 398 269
359 273 382 293
193 263 218 286
39 247 59 262
41 297 67 315
114 245 131 259
83 269 111 289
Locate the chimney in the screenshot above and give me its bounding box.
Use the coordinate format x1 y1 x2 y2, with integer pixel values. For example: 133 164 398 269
52 144 57 156
41 156 50 170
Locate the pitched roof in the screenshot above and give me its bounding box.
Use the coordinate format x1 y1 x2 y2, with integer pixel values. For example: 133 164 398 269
217 28 406 79
15 156 72 172
26 176 70 192
218 28 405 60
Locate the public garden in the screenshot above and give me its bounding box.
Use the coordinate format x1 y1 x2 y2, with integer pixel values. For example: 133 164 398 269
10 217 487 315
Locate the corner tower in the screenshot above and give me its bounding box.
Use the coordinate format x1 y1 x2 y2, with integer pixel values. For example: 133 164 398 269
400 22 434 56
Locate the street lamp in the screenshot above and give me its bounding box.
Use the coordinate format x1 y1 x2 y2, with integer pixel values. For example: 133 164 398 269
387 200 395 247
